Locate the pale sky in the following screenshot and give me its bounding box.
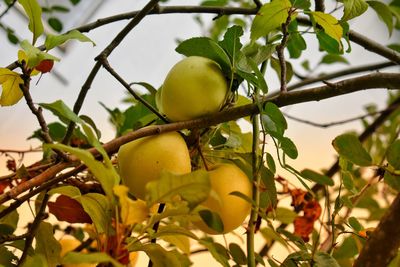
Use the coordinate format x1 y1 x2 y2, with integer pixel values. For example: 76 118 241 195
0 0 399 265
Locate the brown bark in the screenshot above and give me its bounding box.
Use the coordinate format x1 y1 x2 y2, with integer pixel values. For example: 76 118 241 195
354 193 400 267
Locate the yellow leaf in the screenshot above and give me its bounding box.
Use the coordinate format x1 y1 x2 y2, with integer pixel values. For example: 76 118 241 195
312 12 343 48
0 68 24 106
17 50 41 76
113 185 148 225
162 234 191 255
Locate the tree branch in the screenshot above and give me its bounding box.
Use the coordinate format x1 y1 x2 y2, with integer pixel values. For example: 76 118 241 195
286 61 395 91
62 0 161 144
354 193 400 267
283 107 395 128
296 16 400 64
17 192 50 266
99 57 168 122
1 72 399 206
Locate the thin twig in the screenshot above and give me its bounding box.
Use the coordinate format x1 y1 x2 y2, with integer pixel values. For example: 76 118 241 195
0 164 86 219
99 57 168 123
0 0 17 20
17 192 50 266
253 0 263 8
276 12 292 93
63 0 161 145
283 107 395 128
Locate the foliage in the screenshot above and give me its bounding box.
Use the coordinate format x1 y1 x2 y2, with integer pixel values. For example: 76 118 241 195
0 0 399 266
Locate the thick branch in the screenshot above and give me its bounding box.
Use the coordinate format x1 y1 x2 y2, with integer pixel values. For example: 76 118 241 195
354 193 400 267
1 73 399 206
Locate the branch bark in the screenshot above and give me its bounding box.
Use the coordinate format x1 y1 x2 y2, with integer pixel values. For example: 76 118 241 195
0 72 398 206
354 193 400 267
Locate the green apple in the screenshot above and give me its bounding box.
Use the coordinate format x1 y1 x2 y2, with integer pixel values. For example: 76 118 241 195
160 56 228 121
118 131 192 199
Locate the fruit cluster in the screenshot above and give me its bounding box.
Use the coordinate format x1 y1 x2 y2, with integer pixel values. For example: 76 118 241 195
118 56 252 234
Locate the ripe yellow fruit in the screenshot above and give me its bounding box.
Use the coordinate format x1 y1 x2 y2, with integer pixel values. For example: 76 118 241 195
160 56 228 121
194 163 252 234
118 131 192 199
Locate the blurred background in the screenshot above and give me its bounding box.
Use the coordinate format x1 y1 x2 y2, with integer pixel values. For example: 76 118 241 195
0 0 399 265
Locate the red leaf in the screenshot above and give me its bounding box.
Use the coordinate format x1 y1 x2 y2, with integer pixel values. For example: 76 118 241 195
303 200 322 221
290 189 307 209
0 180 12 194
294 216 315 242
48 195 92 224
35 59 54 73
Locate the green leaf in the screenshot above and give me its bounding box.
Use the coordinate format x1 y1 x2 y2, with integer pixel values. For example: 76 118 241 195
342 171 357 193
317 31 341 54
367 0 394 35
146 170 211 209
384 171 400 191
141 243 181 267
199 239 230 267
154 224 199 241
250 0 292 41
266 153 276 174
387 139 400 169
280 137 298 159
342 0 368 21
0 205 19 235
0 68 24 106
320 54 349 65
333 236 359 259
260 165 278 208
175 37 231 74
269 207 297 224
39 100 82 124
35 222 61 267
62 252 124 267
0 245 18 267
348 216 362 231
332 134 372 166
48 17 63 32
219 25 243 60
45 143 119 198
198 209 224 233
270 56 293 83
287 31 307 58
80 193 111 234
20 40 60 68
262 102 287 138
21 254 48 267
313 251 340 267
300 169 334 186
18 0 44 44
45 30 96 50
311 12 343 48
229 243 247 265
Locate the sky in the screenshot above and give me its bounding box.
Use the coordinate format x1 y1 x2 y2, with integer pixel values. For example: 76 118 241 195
0 0 399 265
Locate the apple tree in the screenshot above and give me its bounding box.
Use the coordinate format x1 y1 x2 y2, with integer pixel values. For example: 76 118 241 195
0 0 400 266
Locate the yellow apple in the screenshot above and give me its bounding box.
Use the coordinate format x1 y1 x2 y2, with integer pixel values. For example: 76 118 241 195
118 131 192 199
194 163 252 234
160 56 229 121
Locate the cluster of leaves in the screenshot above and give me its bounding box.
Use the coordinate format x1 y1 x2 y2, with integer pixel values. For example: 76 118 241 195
0 0 399 266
